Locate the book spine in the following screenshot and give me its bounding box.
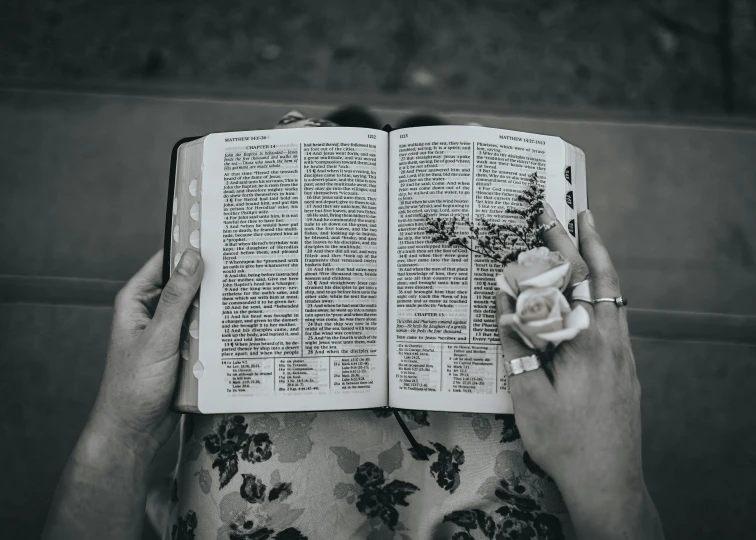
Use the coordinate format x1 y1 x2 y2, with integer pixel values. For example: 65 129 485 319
169 137 204 413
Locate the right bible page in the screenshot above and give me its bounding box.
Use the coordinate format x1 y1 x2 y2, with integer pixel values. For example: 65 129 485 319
388 125 569 414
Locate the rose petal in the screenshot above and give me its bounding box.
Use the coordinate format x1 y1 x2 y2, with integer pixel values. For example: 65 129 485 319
498 313 519 327
496 273 518 298
509 319 537 350
504 255 551 284
547 296 562 320
518 246 550 263
535 326 582 347
555 291 571 316
518 263 572 291
565 304 591 330
525 315 563 329
536 306 591 346
517 288 566 324
522 332 549 351
515 315 563 351
506 275 522 296
524 318 563 341
515 286 558 311
523 317 563 350
500 314 538 350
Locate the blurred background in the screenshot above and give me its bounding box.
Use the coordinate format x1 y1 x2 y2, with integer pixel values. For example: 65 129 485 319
1 1 755 539
4 0 756 117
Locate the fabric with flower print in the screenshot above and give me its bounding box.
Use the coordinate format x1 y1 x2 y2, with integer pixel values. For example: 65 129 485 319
153 112 575 540
159 409 574 540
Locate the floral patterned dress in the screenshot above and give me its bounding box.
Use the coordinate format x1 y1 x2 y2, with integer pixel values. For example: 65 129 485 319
164 410 573 540
160 112 575 540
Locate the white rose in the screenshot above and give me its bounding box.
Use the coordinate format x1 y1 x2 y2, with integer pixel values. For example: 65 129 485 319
495 246 572 298
498 287 590 351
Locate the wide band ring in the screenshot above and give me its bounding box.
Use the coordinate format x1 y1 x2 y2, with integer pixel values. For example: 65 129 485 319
593 296 628 307
569 279 593 303
503 354 541 377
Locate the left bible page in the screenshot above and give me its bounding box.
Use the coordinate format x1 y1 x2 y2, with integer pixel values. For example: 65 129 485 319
196 127 389 413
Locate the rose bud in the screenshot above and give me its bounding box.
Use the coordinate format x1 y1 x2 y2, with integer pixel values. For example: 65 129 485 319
498 287 590 351
495 246 572 298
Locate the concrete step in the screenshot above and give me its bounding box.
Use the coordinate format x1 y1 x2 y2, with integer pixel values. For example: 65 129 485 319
2 302 755 540
1 86 754 321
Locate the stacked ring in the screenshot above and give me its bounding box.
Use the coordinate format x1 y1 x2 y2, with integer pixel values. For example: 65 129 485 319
594 296 628 307
569 279 592 303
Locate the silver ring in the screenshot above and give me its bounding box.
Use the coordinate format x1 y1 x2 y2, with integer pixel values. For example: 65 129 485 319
503 354 541 377
593 296 628 307
569 279 593 303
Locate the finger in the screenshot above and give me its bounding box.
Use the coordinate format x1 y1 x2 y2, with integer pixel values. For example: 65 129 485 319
577 211 624 333
496 290 552 398
531 204 601 369
539 203 595 321
126 250 165 293
115 250 164 311
147 249 204 354
113 250 166 333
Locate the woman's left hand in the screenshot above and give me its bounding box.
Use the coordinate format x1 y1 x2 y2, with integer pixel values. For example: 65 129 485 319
92 248 203 457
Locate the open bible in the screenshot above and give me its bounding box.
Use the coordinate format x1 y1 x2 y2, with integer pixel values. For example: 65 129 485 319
165 125 587 414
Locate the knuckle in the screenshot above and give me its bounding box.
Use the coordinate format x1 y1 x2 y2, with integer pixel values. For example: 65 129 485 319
114 286 128 310
571 258 591 280
160 280 185 306
581 321 601 345
599 268 621 291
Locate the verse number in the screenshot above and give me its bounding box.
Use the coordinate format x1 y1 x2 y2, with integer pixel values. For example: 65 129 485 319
368 134 376 139
399 134 408 139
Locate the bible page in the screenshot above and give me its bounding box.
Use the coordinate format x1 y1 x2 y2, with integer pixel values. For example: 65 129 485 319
388 125 568 414
198 127 389 413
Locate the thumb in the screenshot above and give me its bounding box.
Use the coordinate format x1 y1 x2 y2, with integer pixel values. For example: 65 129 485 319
148 249 204 353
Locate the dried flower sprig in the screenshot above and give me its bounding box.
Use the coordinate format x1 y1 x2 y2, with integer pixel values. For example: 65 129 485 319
424 172 550 267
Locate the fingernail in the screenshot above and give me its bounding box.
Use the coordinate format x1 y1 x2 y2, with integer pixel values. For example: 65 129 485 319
542 202 556 219
177 249 200 276
585 210 595 227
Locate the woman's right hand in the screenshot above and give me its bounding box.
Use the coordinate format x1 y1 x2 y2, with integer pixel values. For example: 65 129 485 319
496 205 664 539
